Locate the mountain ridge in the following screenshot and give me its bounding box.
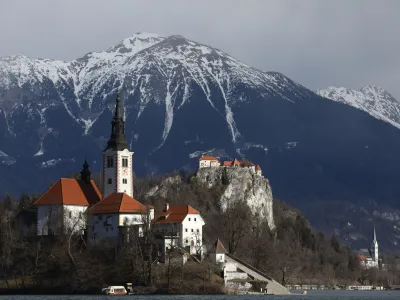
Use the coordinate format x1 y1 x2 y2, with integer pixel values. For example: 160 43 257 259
2 32 400 252
317 85 400 130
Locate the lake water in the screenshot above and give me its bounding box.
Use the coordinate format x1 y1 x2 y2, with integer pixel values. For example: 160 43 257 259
0 291 399 300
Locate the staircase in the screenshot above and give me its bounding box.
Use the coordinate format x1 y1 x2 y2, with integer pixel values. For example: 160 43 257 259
225 253 290 295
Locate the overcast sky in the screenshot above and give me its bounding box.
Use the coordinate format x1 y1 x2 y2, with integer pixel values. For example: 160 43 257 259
0 0 399 98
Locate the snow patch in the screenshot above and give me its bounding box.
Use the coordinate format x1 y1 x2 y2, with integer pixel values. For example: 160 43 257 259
38 158 75 168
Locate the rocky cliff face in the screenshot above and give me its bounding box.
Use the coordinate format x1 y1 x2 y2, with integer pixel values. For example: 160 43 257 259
196 167 275 230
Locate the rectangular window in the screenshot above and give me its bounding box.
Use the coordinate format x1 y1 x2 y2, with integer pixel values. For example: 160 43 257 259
197 229 199 233
191 229 193 232
107 156 114 168
188 218 191 221
122 157 128 168
68 211 72 218
185 228 188 232
108 178 112 184
194 218 197 221
123 178 127 184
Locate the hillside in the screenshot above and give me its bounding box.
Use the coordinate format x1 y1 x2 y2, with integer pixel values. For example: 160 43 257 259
2 32 400 251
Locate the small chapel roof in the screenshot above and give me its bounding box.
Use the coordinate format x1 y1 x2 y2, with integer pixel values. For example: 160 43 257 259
155 205 200 224
89 193 148 214
213 239 227 254
255 165 261 171
34 178 101 206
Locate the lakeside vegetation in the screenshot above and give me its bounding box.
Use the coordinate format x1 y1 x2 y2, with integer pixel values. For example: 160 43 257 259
0 171 399 294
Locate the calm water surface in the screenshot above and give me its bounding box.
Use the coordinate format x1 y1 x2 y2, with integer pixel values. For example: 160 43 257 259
1 291 399 300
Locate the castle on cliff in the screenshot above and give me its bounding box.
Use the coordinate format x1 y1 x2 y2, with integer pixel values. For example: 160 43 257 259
199 155 262 176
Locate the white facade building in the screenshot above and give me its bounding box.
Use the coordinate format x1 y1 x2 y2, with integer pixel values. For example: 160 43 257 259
155 203 205 260
200 156 264 177
88 193 152 246
37 204 87 236
34 176 101 236
199 155 220 168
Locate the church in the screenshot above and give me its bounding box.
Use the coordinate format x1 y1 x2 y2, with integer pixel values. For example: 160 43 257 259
359 227 380 268
34 94 205 257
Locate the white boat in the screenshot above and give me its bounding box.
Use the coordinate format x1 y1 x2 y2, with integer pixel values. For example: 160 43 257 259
102 286 127 295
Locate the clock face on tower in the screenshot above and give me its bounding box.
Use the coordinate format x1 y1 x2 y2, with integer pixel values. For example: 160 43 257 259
122 169 128 175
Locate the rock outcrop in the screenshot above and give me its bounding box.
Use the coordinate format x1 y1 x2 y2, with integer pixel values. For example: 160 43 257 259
196 167 275 230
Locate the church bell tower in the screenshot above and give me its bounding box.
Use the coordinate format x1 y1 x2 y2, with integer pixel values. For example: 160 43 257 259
102 93 134 198
371 226 379 262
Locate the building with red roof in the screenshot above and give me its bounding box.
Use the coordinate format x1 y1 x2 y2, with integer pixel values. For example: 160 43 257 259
34 161 102 236
34 94 153 241
87 193 154 245
34 93 206 254
200 156 263 176
154 202 205 261
199 155 220 168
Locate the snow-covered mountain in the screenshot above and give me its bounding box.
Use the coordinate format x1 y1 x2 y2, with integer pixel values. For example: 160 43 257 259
317 86 400 129
2 32 400 251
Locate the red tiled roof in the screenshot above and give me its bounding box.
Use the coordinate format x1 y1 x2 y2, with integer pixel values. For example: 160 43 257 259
359 254 368 262
222 161 232 166
34 178 102 206
255 165 261 171
232 158 240 166
155 205 200 224
89 193 148 214
199 155 219 161
240 160 255 167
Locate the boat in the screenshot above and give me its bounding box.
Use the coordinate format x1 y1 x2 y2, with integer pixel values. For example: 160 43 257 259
102 286 127 295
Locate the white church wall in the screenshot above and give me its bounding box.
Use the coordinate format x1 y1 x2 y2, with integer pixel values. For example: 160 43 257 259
102 151 117 198
63 205 87 233
88 213 120 245
116 149 134 197
37 205 61 235
37 205 87 236
102 149 134 198
88 212 147 246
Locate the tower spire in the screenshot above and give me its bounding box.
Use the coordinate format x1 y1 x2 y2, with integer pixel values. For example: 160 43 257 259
373 225 377 242
105 92 129 151
80 158 91 184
